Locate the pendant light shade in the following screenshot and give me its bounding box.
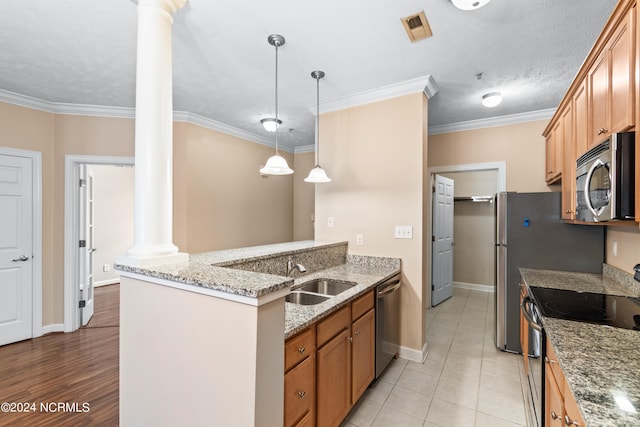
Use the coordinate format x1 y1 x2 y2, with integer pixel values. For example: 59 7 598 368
305 70 331 183
260 34 293 176
260 117 282 132
451 0 491 10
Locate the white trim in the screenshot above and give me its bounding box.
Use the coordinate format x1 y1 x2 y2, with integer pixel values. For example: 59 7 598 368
428 108 555 135
311 75 432 114
398 342 428 363
64 155 135 333
294 145 315 154
428 161 507 193
42 324 65 335
0 147 43 339
117 270 290 307
453 281 495 293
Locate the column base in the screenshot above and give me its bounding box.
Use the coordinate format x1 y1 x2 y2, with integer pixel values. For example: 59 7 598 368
115 251 189 268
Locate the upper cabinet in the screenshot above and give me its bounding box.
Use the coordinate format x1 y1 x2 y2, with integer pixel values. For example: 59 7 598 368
543 0 639 223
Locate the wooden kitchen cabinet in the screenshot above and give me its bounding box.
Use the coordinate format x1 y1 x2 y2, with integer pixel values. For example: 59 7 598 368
519 283 529 372
317 306 351 427
561 102 576 220
545 337 587 427
350 293 375 404
545 120 562 184
588 7 636 148
285 326 316 427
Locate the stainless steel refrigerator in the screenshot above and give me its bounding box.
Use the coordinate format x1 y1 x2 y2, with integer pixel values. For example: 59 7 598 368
495 192 605 353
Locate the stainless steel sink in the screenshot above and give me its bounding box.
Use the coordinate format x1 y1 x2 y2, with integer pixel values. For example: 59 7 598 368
297 278 357 296
285 291 331 305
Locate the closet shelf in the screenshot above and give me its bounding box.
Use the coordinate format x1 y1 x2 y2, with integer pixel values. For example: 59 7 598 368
453 196 494 204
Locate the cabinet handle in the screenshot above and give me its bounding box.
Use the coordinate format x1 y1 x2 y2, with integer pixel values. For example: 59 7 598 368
297 391 306 399
565 210 573 214
348 336 353 343
544 356 556 365
564 415 580 426
551 411 560 420
354 330 361 336
297 347 305 354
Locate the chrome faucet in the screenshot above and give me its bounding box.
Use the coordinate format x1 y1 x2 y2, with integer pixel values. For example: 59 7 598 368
287 257 307 276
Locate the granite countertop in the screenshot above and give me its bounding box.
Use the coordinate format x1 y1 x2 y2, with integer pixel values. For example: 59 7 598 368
520 266 640 426
285 255 400 339
114 240 344 298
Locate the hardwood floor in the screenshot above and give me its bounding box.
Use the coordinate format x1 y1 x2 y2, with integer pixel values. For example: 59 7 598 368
0 284 119 426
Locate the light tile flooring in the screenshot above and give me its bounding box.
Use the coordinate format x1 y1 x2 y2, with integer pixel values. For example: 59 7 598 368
342 287 527 427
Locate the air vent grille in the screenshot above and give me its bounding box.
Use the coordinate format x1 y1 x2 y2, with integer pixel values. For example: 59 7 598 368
401 11 432 42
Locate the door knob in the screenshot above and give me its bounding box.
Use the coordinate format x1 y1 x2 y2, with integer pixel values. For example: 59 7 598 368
12 255 29 262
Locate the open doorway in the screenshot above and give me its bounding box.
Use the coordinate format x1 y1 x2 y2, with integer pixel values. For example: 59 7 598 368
429 162 506 299
64 155 134 332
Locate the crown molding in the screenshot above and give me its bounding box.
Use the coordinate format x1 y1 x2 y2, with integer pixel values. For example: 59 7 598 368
294 145 315 154
309 75 432 114
0 89 296 153
428 108 555 135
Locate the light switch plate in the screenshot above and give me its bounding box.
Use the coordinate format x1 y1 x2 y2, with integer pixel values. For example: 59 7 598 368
328 217 335 228
395 225 413 239
356 234 364 246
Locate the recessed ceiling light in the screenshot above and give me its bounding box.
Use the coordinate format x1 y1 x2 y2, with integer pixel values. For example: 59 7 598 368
482 92 502 108
260 117 282 132
452 0 491 11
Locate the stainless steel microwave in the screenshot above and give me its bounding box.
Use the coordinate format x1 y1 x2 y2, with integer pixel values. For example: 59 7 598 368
575 132 635 222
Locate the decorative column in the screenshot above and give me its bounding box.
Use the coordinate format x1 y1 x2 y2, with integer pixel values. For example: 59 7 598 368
121 0 188 266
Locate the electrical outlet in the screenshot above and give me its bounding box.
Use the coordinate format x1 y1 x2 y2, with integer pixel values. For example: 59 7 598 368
103 264 111 272
356 234 364 246
394 225 413 239
328 217 335 228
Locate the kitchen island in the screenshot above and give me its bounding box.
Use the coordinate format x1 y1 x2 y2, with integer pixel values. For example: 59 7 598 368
114 240 400 427
520 266 640 426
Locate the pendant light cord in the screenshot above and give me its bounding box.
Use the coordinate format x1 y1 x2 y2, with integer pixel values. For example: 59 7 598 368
315 75 320 167
274 42 279 154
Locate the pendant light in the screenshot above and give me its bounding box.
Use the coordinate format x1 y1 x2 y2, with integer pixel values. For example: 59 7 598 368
451 0 491 10
260 34 293 175
304 70 331 183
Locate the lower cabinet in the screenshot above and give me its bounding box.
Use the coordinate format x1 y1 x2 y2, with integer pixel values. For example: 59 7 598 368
284 290 376 427
544 337 586 427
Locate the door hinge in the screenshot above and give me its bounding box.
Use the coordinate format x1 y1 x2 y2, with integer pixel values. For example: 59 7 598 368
79 240 86 248
79 178 86 187
79 300 86 308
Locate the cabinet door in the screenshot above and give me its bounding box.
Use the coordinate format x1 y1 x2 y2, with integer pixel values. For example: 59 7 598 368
519 284 529 372
351 308 375 403
561 103 576 220
317 328 351 427
563 385 587 427
285 355 316 427
610 7 635 133
588 50 609 148
545 364 564 427
574 80 588 159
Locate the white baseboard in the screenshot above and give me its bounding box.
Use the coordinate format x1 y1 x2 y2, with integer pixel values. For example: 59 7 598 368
453 281 495 293
94 279 120 288
398 342 428 363
42 323 65 335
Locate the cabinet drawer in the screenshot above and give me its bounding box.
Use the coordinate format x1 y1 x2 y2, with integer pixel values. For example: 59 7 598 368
285 326 316 372
284 355 315 427
545 336 565 394
317 305 350 348
352 290 374 321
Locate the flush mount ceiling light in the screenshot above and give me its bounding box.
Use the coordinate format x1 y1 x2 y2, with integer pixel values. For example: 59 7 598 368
482 92 502 108
305 70 331 184
260 34 293 176
260 117 282 132
451 0 491 11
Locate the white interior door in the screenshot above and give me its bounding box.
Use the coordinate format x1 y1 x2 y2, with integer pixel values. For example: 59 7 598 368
0 154 33 345
79 165 95 326
432 174 454 306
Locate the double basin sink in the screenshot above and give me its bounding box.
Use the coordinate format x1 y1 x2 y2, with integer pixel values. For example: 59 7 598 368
286 278 357 305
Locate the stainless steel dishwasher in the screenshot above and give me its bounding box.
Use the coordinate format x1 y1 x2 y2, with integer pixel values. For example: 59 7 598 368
375 273 401 379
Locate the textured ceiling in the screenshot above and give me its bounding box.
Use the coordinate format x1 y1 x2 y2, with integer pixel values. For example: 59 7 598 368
0 0 618 150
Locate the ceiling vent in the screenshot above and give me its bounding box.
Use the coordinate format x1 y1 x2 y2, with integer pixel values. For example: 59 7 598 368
401 11 432 42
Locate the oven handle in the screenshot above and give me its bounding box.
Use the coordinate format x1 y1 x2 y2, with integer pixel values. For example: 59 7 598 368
521 296 542 332
584 158 608 220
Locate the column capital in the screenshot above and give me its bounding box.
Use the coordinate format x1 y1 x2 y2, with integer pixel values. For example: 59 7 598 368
138 0 187 14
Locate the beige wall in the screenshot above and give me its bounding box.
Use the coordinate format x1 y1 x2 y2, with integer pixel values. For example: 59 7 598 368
429 120 553 193
1 101 303 328
315 93 427 355
90 165 135 286
606 226 640 274
293 151 315 241
173 121 294 253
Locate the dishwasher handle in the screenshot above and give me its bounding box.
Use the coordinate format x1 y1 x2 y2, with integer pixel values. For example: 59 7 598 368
378 279 401 296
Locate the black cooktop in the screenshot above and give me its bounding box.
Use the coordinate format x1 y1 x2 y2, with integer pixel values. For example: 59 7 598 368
529 286 640 331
